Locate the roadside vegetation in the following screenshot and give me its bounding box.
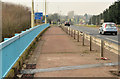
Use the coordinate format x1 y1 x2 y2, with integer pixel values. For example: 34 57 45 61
117 25 120 27
85 25 99 28
89 1 120 25
76 24 100 28
2 2 31 41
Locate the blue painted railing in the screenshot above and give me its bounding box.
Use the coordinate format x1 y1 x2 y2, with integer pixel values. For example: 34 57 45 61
0 24 50 78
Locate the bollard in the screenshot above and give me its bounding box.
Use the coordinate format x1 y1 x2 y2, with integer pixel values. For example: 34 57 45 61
90 36 92 51
77 31 79 42
100 40 104 57
82 33 85 46
74 30 76 39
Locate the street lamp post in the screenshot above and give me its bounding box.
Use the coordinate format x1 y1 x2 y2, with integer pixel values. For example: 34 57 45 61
45 0 47 24
31 0 34 28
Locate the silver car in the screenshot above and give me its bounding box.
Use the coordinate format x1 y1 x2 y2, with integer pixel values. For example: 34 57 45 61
99 22 117 35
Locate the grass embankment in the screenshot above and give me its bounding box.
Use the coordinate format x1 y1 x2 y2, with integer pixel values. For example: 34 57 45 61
85 25 99 28
76 24 100 28
86 25 120 28
2 2 31 41
117 25 120 27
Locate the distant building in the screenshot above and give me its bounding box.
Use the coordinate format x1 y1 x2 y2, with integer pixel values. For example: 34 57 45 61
84 13 89 23
68 11 74 19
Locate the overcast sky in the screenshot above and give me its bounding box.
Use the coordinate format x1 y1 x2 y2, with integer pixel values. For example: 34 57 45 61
1 0 117 15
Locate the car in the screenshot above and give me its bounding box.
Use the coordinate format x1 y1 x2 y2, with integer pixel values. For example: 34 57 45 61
64 21 70 26
99 22 118 35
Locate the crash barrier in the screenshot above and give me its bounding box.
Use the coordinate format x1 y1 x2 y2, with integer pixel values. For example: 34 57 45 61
61 26 119 57
0 23 50 78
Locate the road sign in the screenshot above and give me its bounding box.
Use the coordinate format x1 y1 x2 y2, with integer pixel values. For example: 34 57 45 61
46 15 48 17
35 12 43 20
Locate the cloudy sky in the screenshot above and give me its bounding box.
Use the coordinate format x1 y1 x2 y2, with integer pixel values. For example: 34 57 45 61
1 0 118 15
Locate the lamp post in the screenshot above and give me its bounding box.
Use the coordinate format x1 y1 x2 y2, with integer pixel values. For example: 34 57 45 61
31 0 34 28
45 0 47 24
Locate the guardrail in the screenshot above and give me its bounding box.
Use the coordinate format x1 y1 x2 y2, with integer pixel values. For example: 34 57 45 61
61 26 119 57
0 23 50 78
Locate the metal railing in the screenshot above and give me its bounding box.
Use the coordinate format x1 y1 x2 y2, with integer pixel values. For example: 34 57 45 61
61 26 119 57
0 23 50 78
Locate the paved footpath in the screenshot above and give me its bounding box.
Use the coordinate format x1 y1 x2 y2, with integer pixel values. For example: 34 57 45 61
32 26 118 77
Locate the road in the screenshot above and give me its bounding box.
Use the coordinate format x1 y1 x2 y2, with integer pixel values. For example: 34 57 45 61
70 25 119 45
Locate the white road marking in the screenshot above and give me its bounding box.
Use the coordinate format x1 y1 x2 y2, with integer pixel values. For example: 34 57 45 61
105 38 119 43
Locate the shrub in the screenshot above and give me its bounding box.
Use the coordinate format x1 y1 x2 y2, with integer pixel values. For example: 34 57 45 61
2 2 31 41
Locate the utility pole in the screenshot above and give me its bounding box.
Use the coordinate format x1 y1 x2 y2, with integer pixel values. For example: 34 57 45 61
45 0 47 24
31 0 34 28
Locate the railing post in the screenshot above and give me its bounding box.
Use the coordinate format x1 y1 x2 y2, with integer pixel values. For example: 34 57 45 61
71 29 73 37
69 27 70 35
77 31 79 42
74 30 76 39
69 28 71 35
65 27 67 33
90 36 92 51
82 33 85 46
68 27 69 35
66 27 68 33
100 40 104 57
72 30 73 37
63 26 64 31
65 27 66 33
67 27 69 34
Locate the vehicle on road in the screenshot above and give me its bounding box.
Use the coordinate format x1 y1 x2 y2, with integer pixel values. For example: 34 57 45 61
99 22 117 35
65 21 70 26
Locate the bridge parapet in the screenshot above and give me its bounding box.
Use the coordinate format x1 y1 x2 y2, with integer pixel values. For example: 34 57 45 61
0 23 50 78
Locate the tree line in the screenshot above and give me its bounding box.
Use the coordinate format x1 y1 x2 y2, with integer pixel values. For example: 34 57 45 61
89 1 120 25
